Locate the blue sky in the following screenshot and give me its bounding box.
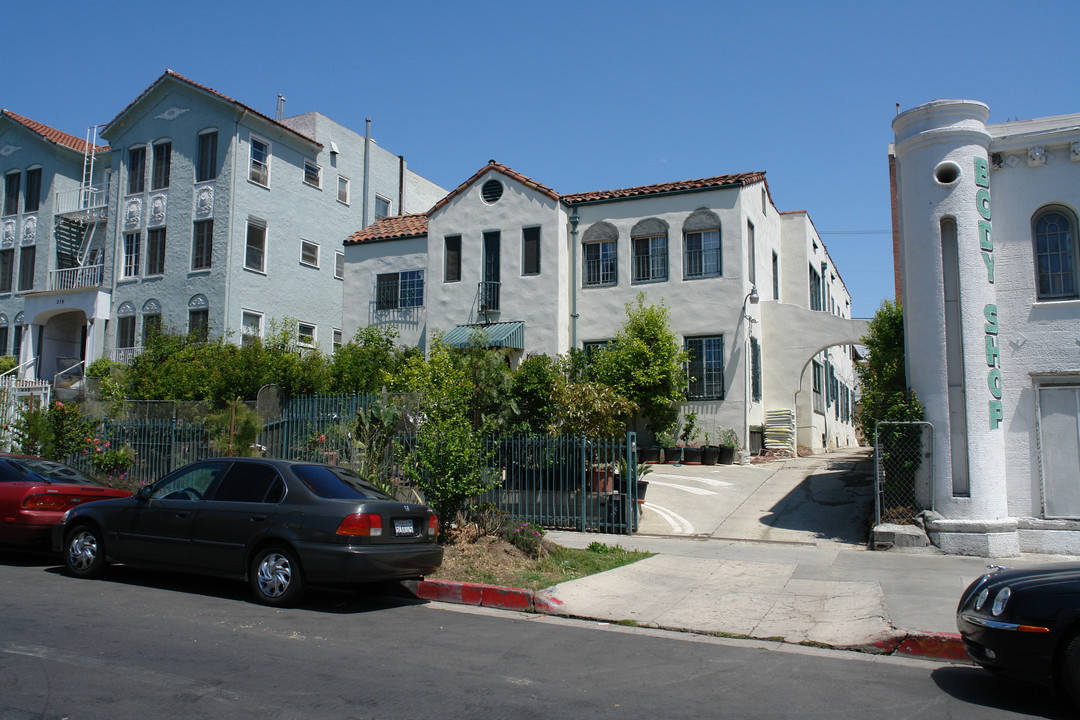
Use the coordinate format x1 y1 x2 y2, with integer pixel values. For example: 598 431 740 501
5 0 1077 318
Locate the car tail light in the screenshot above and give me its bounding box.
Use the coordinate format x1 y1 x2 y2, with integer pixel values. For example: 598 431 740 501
427 513 438 538
23 494 78 511
336 513 383 537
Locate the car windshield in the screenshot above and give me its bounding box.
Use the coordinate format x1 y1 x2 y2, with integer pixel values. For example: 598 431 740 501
292 465 392 500
10 458 102 486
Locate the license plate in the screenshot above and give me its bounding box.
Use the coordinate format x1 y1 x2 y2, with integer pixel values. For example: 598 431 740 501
393 519 415 536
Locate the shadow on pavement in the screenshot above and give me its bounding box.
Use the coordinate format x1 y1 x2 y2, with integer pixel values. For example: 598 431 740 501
757 457 875 545
0 547 63 568
931 666 1072 718
22 558 424 615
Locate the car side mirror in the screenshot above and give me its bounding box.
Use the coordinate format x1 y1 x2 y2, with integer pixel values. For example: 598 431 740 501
136 485 154 502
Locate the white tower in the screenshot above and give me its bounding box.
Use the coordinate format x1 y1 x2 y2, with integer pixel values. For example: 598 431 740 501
892 100 1017 556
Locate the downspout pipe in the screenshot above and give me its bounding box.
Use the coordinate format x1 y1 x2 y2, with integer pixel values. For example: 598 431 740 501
224 109 248 339
568 210 580 350
362 118 371 227
398 155 405 215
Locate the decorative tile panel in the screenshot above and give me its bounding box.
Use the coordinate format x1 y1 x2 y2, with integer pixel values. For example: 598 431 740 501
124 198 142 230
149 193 167 227
1 219 15 248
20 215 36 246
0 144 22 157
195 184 214 219
155 107 189 121
1028 146 1046 167
1071 142 1080 162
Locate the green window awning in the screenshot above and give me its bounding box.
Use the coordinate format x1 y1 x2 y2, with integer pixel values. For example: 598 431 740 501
441 321 524 349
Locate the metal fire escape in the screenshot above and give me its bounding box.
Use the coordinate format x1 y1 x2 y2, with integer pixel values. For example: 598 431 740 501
53 125 108 290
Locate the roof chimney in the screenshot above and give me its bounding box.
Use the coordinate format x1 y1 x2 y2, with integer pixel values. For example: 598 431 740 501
275 94 286 121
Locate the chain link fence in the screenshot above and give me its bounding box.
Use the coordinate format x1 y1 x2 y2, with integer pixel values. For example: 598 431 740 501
874 421 934 525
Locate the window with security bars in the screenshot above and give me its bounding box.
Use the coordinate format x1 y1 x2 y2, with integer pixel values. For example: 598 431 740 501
632 235 667 282
686 336 724 400
123 233 141 278
584 241 616 286
127 147 145 194
24 168 41 213
1034 209 1078 300
684 229 720 278
152 142 171 190
376 270 424 310
812 360 825 415
809 264 823 310
3 172 19 216
196 131 217 182
0 249 13 293
147 229 166 275
17 247 34 291
192 220 213 270
750 337 761 402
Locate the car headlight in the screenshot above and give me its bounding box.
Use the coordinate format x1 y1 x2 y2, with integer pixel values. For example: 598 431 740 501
975 587 990 611
991 587 1011 616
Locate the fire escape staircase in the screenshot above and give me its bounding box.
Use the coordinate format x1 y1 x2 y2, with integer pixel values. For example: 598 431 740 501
52 126 107 291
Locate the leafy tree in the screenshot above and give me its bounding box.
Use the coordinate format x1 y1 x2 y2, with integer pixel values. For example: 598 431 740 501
402 413 495 534
329 325 407 394
589 293 688 435
507 354 561 434
856 299 924 439
10 401 91 460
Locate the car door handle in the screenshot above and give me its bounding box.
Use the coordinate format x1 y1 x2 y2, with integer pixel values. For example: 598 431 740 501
175 511 190 518
250 515 268 522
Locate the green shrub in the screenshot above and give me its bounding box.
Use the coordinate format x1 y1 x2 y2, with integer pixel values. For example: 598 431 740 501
9 401 91 460
500 518 548 558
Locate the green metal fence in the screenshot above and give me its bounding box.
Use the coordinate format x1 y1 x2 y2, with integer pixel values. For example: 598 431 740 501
67 392 639 534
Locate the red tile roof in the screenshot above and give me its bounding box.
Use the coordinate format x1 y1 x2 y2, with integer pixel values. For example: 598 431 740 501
1 110 108 154
104 69 321 148
563 171 768 204
429 161 560 215
344 214 429 245
347 166 773 244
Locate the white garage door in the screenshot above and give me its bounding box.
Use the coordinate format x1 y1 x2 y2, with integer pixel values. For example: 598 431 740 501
1039 386 1080 519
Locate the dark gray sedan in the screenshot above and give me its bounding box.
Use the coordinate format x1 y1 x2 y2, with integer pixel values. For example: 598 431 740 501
53 458 442 606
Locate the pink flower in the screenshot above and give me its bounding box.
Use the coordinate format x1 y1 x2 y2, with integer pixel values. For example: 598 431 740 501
319 434 326 443
104 441 110 449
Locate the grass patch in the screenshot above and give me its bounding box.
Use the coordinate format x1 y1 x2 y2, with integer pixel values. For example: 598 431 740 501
430 538 653 591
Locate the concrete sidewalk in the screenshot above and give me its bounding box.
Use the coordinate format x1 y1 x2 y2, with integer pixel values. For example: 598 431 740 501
416 450 1079 660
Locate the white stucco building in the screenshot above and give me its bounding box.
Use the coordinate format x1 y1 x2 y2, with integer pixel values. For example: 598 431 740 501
0 71 444 384
892 100 1080 555
343 162 864 453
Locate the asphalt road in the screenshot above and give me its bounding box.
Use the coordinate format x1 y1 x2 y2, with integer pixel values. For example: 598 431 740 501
0 550 1072 720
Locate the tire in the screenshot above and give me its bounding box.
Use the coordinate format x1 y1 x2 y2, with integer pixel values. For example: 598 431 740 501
250 546 305 607
64 525 107 579
1059 631 1080 708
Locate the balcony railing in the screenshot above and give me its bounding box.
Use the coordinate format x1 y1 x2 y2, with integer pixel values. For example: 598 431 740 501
112 346 143 365
478 280 500 314
54 182 110 219
49 265 103 291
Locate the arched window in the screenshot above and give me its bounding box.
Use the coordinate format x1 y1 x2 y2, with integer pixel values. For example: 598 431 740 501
582 222 618 287
683 209 721 278
142 299 162 344
1033 206 1078 300
188 294 209 341
631 218 668 283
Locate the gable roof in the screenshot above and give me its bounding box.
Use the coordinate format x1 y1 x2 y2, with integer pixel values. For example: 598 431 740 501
103 69 322 149
0 110 108 155
428 160 560 215
344 213 429 245
563 171 768 204
348 165 773 244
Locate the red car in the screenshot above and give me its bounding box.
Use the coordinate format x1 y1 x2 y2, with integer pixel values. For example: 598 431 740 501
0 454 131 549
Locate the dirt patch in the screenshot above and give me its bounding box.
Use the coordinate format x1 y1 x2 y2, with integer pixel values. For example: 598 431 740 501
429 535 534 587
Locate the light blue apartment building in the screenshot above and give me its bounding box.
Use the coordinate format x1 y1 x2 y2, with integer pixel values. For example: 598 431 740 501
0 70 444 383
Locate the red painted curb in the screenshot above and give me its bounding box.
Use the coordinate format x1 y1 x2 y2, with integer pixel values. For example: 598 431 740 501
415 579 541 612
894 631 966 662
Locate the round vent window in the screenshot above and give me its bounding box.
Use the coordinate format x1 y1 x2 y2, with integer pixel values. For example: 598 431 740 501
481 179 504 204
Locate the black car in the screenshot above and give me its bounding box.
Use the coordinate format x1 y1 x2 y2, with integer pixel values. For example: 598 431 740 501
54 458 442 606
957 563 1080 705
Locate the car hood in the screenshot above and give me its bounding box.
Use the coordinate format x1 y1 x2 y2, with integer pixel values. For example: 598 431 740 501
967 562 1080 599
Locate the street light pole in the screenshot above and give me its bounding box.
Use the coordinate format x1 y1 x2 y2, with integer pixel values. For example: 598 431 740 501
741 286 759 464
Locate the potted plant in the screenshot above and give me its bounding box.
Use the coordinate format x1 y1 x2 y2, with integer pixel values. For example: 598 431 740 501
639 443 662 464
679 411 702 464
717 427 739 465
701 432 720 465
656 427 679 463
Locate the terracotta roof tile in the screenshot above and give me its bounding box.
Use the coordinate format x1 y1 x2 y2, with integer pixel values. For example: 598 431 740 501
1 110 108 154
104 69 321 148
428 161 560 214
563 171 767 204
344 214 429 245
